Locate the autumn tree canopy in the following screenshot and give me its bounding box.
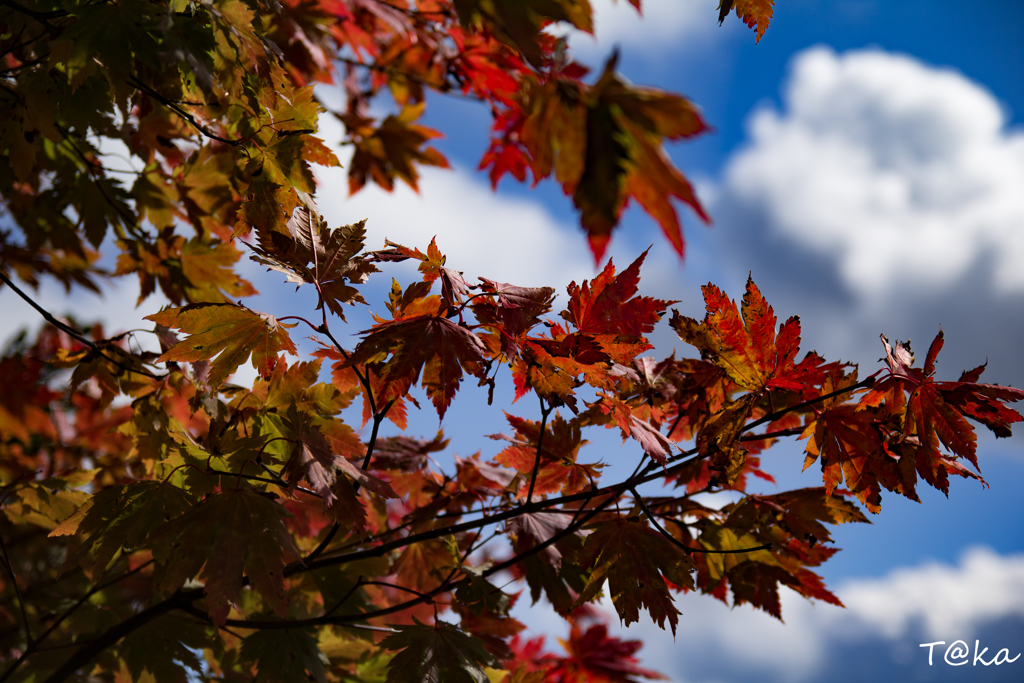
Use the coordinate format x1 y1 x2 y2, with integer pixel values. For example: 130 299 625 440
2 1 1022 681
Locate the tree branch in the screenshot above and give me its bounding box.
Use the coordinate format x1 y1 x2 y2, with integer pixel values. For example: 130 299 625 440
0 270 163 380
304 401 391 563
0 0 67 29
739 427 806 442
127 76 247 149
632 490 771 555
39 590 189 683
28 372 868 680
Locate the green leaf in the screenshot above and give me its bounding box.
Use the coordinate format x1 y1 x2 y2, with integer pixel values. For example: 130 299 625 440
118 613 208 683
49 481 194 581
381 619 497 683
240 628 329 683
180 238 258 303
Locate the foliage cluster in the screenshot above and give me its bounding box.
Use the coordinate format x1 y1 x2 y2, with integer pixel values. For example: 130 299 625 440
2 1 1022 682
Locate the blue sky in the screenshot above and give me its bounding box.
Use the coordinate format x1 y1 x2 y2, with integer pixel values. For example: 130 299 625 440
2 1 1022 680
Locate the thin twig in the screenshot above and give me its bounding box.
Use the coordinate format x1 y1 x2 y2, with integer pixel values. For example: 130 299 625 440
526 395 552 505
0 270 163 380
739 427 806 442
0 532 33 646
742 378 875 434
632 489 771 555
2 560 154 683
128 77 246 149
323 578 363 618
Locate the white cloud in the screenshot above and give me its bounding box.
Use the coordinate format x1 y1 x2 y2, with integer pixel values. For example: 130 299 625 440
311 112 598 292
582 0 720 50
723 46 1024 299
840 546 1024 641
510 547 1024 682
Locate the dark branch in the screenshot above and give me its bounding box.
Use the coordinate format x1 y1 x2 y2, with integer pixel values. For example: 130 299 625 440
0 270 163 380
526 395 552 505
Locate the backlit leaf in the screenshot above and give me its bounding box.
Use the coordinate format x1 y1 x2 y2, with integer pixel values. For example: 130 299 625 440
151 487 300 626
576 516 695 634
148 303 298 388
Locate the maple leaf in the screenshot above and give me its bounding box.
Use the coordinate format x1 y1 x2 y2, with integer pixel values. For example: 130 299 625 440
575 516 695 634
179 238 258 303
248 203 378 320
671 276 825 395
628 415 674 465
940 374 1024 438
490 412 600 496
512 56 710 261
150 487 301 626
695 395 756 487
391 538 458 594
452 0 594 68
508 512 576 568
114 612 207 682
373 431 450 471
50 481 195 581
381 618 497 683
513 333 618 411
314 344 411 429
455 563 512 616
510 252 668 406
726 561 794 619
472 278 556 360
562 250 672 339
346 308 488 419
3 472 94 532
695 523 784 613
801 374 893 511
345 103 450 194
733 488 870 546
719 0 775 41
147 303 298 388
866 332 1024 489
240 628 329 683
248 358 353 416
283 408 395 507
557 624 667 683
376 238 474 308
456 605 527 662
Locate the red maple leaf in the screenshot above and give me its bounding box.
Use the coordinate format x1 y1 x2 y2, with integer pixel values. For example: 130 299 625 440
671 275 826 395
